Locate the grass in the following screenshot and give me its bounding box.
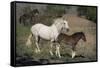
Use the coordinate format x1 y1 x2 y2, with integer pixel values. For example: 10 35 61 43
16 15 97 65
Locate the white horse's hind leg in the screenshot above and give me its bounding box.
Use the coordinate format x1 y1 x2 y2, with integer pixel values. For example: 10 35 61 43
35 41 40 53
26 34 32 47
35 36 40 53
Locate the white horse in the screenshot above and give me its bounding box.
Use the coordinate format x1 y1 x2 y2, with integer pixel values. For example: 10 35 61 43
26 18 69 58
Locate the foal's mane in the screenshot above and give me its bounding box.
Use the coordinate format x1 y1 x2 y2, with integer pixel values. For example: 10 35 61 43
59 32 85 37
71 32 85 39
72 32 84 36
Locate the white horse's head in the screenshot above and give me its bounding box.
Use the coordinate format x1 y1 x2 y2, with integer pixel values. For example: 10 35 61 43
54 18 69 33
63 20 69 31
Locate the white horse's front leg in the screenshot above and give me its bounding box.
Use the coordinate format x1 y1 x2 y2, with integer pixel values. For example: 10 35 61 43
56 43 61 58
49 42 54 56
35 36 40 53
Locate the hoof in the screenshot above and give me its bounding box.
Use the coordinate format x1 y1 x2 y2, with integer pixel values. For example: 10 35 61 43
72 52 75 58
58 56 62 58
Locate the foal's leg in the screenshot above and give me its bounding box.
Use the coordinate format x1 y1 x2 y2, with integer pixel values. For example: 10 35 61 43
55 43 61 58
35 36 40 53
71 46 76 58
71 50 76 58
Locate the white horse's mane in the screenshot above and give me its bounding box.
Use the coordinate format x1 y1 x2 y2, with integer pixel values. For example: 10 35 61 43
53 18 67 33
53 18 64 25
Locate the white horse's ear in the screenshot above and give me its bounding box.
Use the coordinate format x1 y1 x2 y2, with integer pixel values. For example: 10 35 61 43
62 16 66 20
63 18 66 20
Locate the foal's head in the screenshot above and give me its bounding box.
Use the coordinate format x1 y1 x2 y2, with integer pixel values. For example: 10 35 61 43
80 32 86 42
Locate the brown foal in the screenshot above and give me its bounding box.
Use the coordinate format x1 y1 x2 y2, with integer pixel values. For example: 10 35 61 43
57 32 86 58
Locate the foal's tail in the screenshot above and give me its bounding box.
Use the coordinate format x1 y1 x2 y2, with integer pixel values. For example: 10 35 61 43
26 33 33 47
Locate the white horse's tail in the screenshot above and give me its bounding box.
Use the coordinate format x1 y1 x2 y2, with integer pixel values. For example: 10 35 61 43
26 33 33 47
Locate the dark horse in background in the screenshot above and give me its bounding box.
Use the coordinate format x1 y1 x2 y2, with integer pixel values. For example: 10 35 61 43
19 9 39 26
57 32 86 58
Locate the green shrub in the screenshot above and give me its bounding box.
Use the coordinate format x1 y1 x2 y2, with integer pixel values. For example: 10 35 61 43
78 6 97 23
45 5 66 17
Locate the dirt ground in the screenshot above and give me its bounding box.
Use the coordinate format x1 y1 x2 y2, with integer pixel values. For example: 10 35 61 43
16 14 97 66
